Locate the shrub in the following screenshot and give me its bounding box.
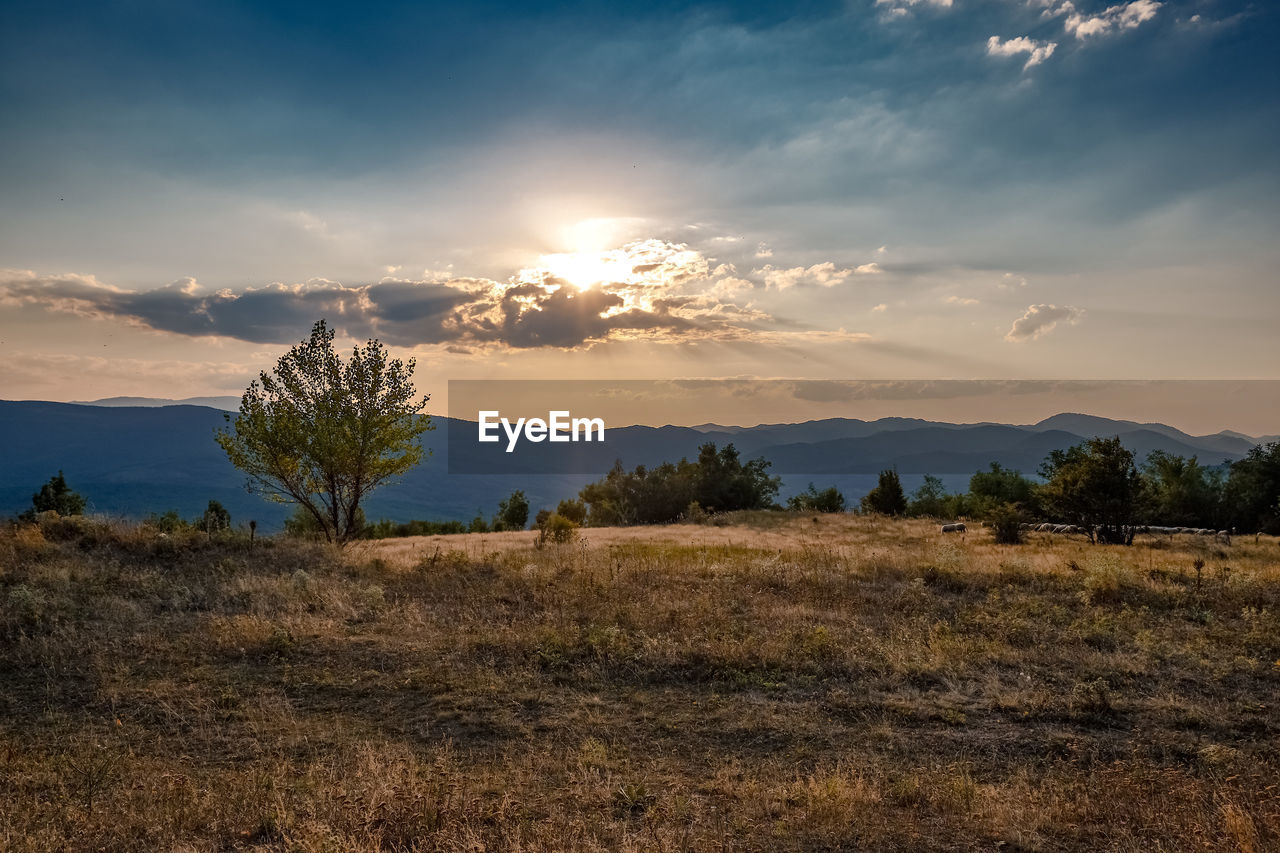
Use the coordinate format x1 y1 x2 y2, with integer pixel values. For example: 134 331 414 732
682 501 708 524
787 483 846 513
539 513 579 544
555 498 587 525
147 510 191 534
201 500 231 533
988 502 1027 545
20 471 86 521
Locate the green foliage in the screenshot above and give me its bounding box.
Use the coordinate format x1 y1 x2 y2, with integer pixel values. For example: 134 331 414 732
987 502 1027 545
360 518 468 539
146 510 190 534
493 490 530 531
861 469 907 516
1039 437 1144 544
537 512 579 544
22 471 86 520
285 504 367 539
215 320 431 545
787 483 846 513
682 501 708 523
201 500 231 533
906 474 950 518
468 514 490 533
555 498 587 525
1224 441 1280 534
1142 450 1223 528
578 443 779 526
969 463 1039 517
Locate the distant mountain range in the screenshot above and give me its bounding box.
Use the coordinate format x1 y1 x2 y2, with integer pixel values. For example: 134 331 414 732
71 395 243 410
1 399 1271 529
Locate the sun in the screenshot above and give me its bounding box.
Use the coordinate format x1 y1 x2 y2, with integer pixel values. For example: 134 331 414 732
536 249 635 291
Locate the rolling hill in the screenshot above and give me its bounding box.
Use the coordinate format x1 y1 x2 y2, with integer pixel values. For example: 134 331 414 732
0 400 1261 528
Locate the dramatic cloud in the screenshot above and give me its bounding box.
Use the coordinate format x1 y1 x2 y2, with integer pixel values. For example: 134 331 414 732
1005 303 1085 341
1063 1 1162 39
0 243 805 351
986 35 1058 69
0 269 471 345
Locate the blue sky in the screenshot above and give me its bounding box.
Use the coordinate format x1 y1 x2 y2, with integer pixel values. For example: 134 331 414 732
1 0 1277 423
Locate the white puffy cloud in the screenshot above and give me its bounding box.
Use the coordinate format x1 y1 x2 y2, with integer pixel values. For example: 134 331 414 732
945 295 979 305
1063 1 1162 39
986 35 1058 69
757 262 846 289
755 259 883 289
1005 303 1085 341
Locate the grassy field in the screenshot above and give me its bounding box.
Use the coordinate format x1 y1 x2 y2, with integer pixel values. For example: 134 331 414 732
1 513 1278 851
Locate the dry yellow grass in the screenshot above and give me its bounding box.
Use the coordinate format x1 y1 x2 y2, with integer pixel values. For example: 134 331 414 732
1 512 1277 851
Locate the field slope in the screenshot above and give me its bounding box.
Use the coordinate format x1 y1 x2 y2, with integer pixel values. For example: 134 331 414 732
2 514 1278 851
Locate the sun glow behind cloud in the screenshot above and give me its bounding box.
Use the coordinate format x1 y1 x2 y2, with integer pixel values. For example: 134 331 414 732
533 250 634 291
516 238 713 315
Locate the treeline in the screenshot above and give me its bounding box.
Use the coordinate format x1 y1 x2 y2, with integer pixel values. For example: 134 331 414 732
13 437 1280 546
880 437 1280 543
578 443 780 526
357 443 781 539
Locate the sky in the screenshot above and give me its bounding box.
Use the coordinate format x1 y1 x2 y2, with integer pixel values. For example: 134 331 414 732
1 0 1277 429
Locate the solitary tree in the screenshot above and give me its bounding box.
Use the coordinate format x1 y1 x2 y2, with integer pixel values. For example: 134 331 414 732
906 474 950 518
216 320 431 545
1039 436 1143 544
493 490 530 531
861 468 907 516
